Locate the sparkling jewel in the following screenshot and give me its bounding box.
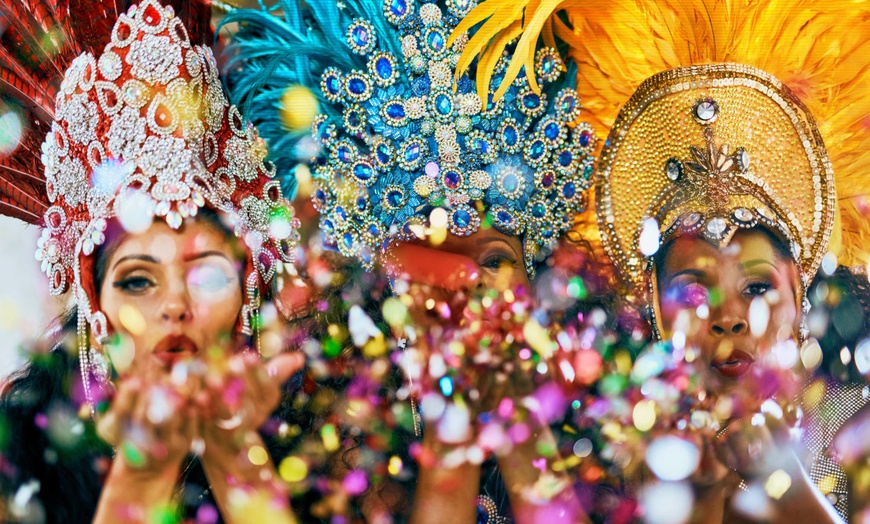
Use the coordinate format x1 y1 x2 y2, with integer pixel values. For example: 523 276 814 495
706 217 727 237
682 213 702 226
695 100 717 121
666 159 682 181
452 209 471 228
385 103 405 119
375 58 393 79
734 207 753 222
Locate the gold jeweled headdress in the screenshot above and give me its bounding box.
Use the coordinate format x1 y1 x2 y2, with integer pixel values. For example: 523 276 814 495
597 62 835 297
456 0 870 301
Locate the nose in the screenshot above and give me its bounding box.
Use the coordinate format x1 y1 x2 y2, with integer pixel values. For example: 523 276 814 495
159 286 193 323
709 314 747 336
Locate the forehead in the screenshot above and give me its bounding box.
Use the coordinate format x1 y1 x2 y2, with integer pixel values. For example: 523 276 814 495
661 229 782 273
434 223 523 253
109 219 234 262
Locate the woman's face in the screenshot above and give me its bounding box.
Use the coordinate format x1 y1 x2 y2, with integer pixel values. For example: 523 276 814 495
99 219 244 373
430 222 530 291
657 229 800 382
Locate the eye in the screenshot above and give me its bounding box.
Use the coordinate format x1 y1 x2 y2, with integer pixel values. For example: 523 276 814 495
744 281 771 297
480 253 517 270
664 281 708 308
112 276 155 294
188 263 235 296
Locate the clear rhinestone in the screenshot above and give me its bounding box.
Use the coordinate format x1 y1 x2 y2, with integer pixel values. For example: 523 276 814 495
666 159 682 181
736 147 750 172
82 238 95 256
98 52 123 81
706 217 728 237
696 100 717 121
166 211 182 229
682 213 702 227
734 208 753 223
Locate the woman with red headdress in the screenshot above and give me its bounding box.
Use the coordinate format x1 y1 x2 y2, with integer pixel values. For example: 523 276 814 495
0 0 308 522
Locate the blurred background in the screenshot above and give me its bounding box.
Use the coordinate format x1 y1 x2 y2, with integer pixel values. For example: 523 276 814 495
0 216 64 378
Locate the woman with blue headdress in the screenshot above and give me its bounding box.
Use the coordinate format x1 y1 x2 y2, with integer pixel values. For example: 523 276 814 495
218 0 599 520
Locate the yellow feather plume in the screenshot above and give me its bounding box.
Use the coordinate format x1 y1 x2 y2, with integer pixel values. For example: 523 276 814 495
458 0 870 270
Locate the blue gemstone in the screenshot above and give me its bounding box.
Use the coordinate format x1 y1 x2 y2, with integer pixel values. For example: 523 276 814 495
561 96 576 113
348 77 367 95
444 171 460 188
474 138 490 154
386 103 405 119
453 209 471 228
368 224 380 236
389 0 407 17
541 56 554 74
502 174 518 192
486 93 496 111
356 197 367 211
315 188 326 203
404 144 420 162
427 31 445 51
578 131 591 147
347 111 361 127
376 144 390 164
376 57 393 79
503 126 518 146
386 189 404 207
558 150 573 167
322 218 334 233
335 206 347 220
532 202 546 218
497 210 513 223
338 146 352 163
342 232 354 248
354 163 374 180
563 182 576 198
326 76 341 94
435 94 452 115
545 122 560 140
530 140 545 159
351 25 369 47
523 93 540 109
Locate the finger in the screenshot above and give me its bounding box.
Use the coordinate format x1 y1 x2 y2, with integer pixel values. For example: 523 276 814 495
96 377 141 445
266 351 306 384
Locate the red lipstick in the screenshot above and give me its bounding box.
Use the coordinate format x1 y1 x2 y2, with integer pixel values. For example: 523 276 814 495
711 349 755 378
152 334 199 368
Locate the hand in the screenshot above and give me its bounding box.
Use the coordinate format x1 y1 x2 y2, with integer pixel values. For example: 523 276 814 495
197 350 305 459
92 370 198 524
96 370 197 474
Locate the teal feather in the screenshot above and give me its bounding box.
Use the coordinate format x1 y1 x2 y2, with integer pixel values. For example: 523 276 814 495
219 0 402 198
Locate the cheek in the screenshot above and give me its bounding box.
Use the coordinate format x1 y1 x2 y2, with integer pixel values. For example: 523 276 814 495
481 266 529 291
191 286 243 335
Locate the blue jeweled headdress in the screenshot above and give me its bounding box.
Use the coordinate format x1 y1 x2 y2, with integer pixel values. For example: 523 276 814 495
220 0 597 273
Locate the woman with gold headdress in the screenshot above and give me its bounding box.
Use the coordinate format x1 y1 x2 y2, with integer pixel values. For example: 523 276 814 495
456 0 870 521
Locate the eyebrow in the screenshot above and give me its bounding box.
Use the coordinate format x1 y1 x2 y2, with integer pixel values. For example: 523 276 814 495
112 251 231 270
664 268 706 285
478 237 521 256
112 254 160 270
740 259 778 270
182 250 232 263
